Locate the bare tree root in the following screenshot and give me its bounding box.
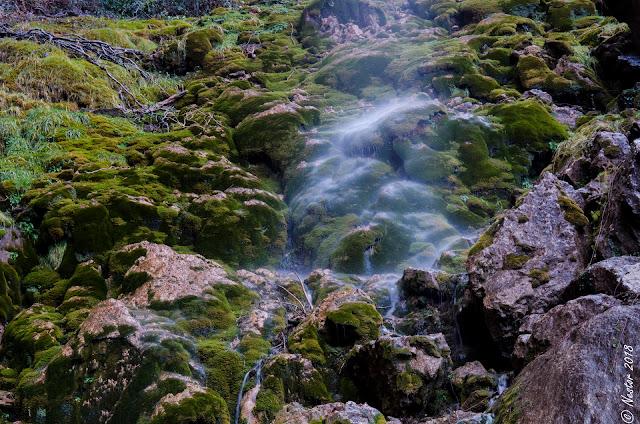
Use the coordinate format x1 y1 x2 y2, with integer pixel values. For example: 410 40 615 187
0 25 171 109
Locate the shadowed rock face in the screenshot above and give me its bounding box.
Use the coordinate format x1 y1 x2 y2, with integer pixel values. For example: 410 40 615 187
603 0 640 48
595 141 640 258
344 334 452 417
494 305 640 424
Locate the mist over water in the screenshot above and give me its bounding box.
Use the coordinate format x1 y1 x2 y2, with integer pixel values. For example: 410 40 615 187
287 94 474 276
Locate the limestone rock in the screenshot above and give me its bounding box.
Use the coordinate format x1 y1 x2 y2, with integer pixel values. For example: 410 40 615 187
274 401 388 424
563 256 640 300
451 361 497 409
512 294 621 370
465 172 590 358
494 305 640 423
421 411 495 424
119 241 236 308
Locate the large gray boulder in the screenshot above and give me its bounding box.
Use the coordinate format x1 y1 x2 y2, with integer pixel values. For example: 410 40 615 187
563 256 640 301
494 305 640 423
465 172 591 358
512 294 621 370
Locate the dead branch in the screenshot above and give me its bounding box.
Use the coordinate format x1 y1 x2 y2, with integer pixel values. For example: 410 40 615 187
87 90 186 118
293 271 313 311
277 284 307 313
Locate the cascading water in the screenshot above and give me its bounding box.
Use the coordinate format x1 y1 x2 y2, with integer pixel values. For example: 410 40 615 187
287 94 481 276
234 360 263 424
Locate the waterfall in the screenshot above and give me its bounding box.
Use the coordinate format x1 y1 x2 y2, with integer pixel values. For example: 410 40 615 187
234 360 262 424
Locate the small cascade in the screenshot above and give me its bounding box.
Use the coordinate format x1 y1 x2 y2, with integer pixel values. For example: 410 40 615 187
496 373 509 395
235 360 263 424
364 245 374 277
486 373 510 411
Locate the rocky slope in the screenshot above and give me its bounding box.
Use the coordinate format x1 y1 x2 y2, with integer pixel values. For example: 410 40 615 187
0 0 639 423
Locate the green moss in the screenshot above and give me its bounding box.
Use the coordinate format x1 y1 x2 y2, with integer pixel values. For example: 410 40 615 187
254 375 285 422
503 254 530 270
489 100 567 152
529 269 551 288
493 382 520 424
458 0 541 23
396 372 423 395
469 217 503 256
184 29 223 66
67 265 108 300
196 340 245 419
459 73 501 99
238 335 271 362
72 203 114 255
288 323 326 364
315 51 392 96
3 304 62 360
108 247 147 284
325 302 382 343
548 0 597 31
473 13 542 36
558 195 588 227
149 390 230 424
516 56 572 95
234 105 319 172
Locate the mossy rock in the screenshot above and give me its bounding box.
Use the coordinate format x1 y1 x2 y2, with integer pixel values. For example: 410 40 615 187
3 304 63 363
459 73 501 99
473 13 543 36
196 340 246 419
515 56 573 95
548 0 597 31
325 302 382 345
0 262 20 322
558 195 589 228
469 217 503 256
233 104 319 172
314 50 392 96
185 29 223 66
458 0 542 23
288 322 326 364
503 254 530 270
72 203 114 256
150 390 230 424
488 99 567 152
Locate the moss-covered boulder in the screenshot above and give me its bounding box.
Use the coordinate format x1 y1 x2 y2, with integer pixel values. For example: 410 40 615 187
234 102 320 172
18 298 233 424
343 334 452 416
184 29 223 67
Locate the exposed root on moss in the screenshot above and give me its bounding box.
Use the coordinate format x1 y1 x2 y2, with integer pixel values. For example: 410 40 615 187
0 25 160 107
